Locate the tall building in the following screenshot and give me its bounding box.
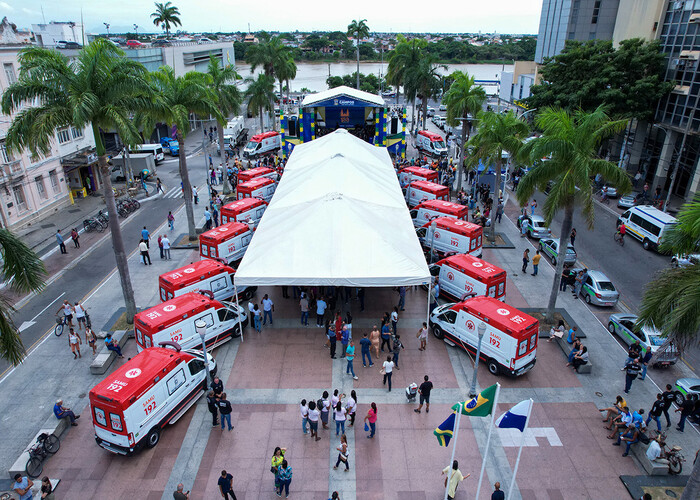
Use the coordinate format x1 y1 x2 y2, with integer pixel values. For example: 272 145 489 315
535 0 621 63
32 21 84 47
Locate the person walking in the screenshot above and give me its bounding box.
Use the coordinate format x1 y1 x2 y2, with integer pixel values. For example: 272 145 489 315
73 301 87 331
382 356 394 392
308 400 321 441
531 250 541 276
380 321 392 352
661 384 675 427
522 248 530 273
646 393 664 432
676 394 696 432
261 294 275 325
158 235 165 260
156 177 164 195
333 434 350 472
299 293 309 326
369 325 381 359
162 235 171 260
492 482 505 500
397 286 406 311
275 459 292 498
141 226 150 248
360 333 373 367
328 321 337 359
206 390 219 427
364 402 378 438
623 357 641 394
70 228 80 248
345 339 358 380
441 460 469 500
86 328 97 355
192 185 199 205
320 391 331 430
253 304 262 333
392 334 405 370
346 390 357 426
139 239 152 265
56 230 67 254
217 393 233 431
300 399 309 435
204 208 212 230
417 322 428 351
217 470 237 500
334 401 347 436
414 375 433 413
391 307 399 335
167 211 175 231
68 328 82 359
270 446 286 492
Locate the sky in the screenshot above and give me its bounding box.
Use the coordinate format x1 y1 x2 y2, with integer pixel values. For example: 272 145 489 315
3 0 543 35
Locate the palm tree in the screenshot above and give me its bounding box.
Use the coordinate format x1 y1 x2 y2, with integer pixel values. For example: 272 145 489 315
275 56 297 112
245 36 291 131
387 35 426 131
0 230 46 365
204 55 242 195
151 1 182 37
516 106 631 322
406 56 443 130
443 71 487 190
2 39 153 324
347 19 370 90
467 111 529 241
245 74 275 134
147 66 223 240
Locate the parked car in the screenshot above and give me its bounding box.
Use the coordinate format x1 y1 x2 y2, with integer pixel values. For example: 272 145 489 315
516 214 552 239
538 238 577 266
608 313 679 367
439 104 447 111
198 37 213 43
56 40 82 49
571 269 619 306
671 253 700 268
152 39 171 47
617 193 640 209
126 40 144 47
427 107 436 117
601 185 618 198
674 378 700 405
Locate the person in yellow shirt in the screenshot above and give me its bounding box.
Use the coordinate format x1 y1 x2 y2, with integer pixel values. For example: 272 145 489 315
532 250 542 276
441 460 469 499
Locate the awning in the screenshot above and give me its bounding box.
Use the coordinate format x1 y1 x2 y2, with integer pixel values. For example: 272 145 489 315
301 85 385 108
234 129 430 287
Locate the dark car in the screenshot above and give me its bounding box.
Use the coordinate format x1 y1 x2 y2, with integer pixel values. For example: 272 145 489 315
57 40 82 49
152 39 171 47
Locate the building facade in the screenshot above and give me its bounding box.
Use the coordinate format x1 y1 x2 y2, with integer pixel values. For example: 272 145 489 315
32 21 84 47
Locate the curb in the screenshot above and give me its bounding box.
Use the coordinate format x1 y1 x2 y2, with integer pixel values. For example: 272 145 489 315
482 231 516 249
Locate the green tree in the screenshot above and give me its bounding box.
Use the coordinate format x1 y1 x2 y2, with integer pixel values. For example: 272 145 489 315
275 56 297 112
516 106 631 321
245 36 292 131
1 40 153 324
387 35 427 129
347 19 370 89
147 67 223 240
406 56 443 130
443 71 487 188
467 111 529 240
204 55 242 195
245 74 275 134
151 1 182 37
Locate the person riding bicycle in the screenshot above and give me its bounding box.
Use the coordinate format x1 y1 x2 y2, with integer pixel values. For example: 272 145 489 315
618 222 626 241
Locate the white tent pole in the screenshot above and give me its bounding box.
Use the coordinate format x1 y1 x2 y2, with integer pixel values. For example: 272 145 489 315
443 402 462 500
234 285 244 343
507 399 533 500
426 282 432 332
475 382 501 499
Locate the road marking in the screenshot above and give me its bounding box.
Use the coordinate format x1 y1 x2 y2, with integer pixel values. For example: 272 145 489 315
18 292 67 332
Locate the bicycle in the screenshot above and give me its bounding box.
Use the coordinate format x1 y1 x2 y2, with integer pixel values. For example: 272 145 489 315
25 432 60 478
613 231 625 246
82 217 104 233
95 210 109 227
55 315 69 336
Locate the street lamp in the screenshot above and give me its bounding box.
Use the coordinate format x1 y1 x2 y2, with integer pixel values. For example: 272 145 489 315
195 319 211 388
468 321 487 398
429 220 437 264
103 23 110 37
133 24 139 37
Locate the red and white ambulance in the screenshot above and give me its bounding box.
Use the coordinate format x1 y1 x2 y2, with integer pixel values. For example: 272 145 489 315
134 292 247 352
398 166 439 187
199 221 252 264
158 260 257 303
428 254 506 301
220 198 268 226
429 296 538 376
415 130 448 157
406 180 449 207
416 216 483 258
90 343 216 455
242 131 281 158
237 166 278 184
410 199 469 228
237 177 276 202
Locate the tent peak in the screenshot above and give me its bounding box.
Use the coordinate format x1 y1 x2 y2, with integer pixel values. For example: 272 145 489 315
324 192 343 201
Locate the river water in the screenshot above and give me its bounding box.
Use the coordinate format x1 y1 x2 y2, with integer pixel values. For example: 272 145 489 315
235 61 512 94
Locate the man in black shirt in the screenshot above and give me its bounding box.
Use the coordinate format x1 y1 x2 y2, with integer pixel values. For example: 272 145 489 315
646 393 665 432
676 394 696 432
491 482 505 500
217 392 233 431
624 358 641 394
211 377 224 398
206 390 219 427
217 470 237 500
414 375 433 413
661 384 676 427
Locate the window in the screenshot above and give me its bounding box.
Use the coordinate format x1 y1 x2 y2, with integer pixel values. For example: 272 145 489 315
439 310 457 324
488 285 496 298
71 127 83 139
49 170 59 192
0 142 10 163
201 244 208 256
109 413 123 431
3 63 16 85
497 282 505 296
591 0 601 23
12 185 27 212
135 328 143 345
188 359 205 376
210 276 228 293
197 312 215 329
35 176 47 199
518 339 528 356
529 333 537 351
57 128 71 144
217 306 239 323
94 407 107 427
166 368 186 395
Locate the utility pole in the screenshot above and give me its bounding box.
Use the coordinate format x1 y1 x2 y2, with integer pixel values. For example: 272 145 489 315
104 23 110 37
134 24 139 37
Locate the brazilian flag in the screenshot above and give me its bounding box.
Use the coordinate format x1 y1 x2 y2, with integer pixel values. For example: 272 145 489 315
452 384 497 417
434 411 457 447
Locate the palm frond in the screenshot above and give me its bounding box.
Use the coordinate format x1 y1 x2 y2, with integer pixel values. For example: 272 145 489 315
0 229 46 293
0 295 24 366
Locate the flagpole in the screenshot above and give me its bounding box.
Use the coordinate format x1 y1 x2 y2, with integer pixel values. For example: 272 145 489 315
444 402 462 500
507 398 533 500
475 382 500 499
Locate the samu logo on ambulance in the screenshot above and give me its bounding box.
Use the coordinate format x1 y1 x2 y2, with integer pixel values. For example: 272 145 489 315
465 320 475 331
446 271 454 281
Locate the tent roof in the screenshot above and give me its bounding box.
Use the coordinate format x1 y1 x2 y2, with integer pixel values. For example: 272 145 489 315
234 129 430 287
301 85 385 108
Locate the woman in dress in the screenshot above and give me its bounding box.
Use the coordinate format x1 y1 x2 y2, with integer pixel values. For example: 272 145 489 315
369 325 381 359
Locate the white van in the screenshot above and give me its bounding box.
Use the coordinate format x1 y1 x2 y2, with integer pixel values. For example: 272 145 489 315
617 206 677 251
243 131 281 158
410 200 470 228
158 260 257 303
415 130 448 157
428 254 506 301
430 296 538 376
132 144 164 164
199 222 253 264
224 116 245 138
416 217 483 258
89 344 216 455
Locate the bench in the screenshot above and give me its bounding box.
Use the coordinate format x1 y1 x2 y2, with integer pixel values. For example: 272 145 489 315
8 413 70 478
553 335 593 374
89 330 129 375
630 441 668 475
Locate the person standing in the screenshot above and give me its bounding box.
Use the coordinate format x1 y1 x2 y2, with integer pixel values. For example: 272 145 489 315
357 287 365 311
276 459 292 498
316 296 327 327
382 356 394 392
217 393 233 431
141 226 150 248
162 235 171 260
346 390 357 426
261 294 275 325
204 208 212 230
623 358 641 394
158 235 165 260
360 333 372 367
531 250 541 276
661 384 675 427
334 401 347 436
320 391 331 430
308 401 321 441
206 390 219 427
570 228 577 247
345 339 358 380
212 205 219 227
211 376 224 398
328 322 337 359
217 470 237 500
369 325 381 359
86 328 97 355
530 199 537 215
522 248 530 273
496 201 504 223
70 228 80 248
397 286 406 311
270 446 286 492
333 434 350 471
392 334 405 370
73 302 87 331
300 399 309 435
299 293 309 326
12 474 33 500
364 402 378 438
491 482 505 500
646 393 664 432
676 394 696 432
340 326 350 357
253 304 262 333
168 211 175 231
68 328 82 359
441 460 469 500
391 307 399 335
639 348 653 381
139 239 152 265
380 322 392 352
56 230 67 254
156 177 164 195
414 375 433 413
417 322 429 351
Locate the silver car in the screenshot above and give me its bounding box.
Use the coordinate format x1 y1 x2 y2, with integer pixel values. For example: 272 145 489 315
671 253 700 268
617 193 639 209
608 313 679 366
539 238 577 266
517 214 552 239
574 269 619 307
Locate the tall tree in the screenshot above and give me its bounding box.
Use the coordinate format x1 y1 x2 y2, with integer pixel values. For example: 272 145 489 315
245 36 291 131
347 19 370 90
387 35 426 129
275 56 297 112
443 71 486 189
406 56 442 130
2 39 153 324
204 55 242 195
146 67 223 240
467 111 529 240
244 74 275 134
151 2 182 37
516 106 631 322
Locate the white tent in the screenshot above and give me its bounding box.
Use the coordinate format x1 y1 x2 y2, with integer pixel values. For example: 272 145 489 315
234 129 430 287
300 85 385 108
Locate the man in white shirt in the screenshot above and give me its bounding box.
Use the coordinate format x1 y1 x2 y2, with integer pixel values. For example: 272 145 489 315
161 235 171 260
261 294 275 325
646 436 669 465
139 239 151 265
